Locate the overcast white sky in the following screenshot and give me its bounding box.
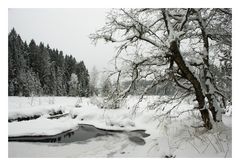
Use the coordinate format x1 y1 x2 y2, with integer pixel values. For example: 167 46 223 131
8 8 116 71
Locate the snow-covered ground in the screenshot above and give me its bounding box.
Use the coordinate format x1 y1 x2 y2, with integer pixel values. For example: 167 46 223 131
8 96 232 158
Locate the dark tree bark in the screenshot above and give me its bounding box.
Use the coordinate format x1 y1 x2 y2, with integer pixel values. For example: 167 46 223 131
169 41 212 129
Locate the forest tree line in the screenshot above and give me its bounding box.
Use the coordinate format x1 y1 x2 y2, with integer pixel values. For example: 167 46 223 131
8 28 231 101
8 28 90 97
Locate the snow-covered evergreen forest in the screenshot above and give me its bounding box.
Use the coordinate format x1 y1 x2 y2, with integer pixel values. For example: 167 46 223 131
8 28 90 97
8 8 232 158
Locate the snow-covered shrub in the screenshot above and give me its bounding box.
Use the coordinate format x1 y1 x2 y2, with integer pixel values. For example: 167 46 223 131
69 109 78 119
90 95 120 109
102 98 120 109
75 97 82 108
90 96 104 108
48 106 64 116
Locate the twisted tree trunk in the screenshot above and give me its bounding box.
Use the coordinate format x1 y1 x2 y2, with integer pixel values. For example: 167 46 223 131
169 41 212 129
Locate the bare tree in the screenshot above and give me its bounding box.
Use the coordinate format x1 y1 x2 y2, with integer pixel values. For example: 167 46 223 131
89 66 99 96
90 8 232 129
101 76 112 97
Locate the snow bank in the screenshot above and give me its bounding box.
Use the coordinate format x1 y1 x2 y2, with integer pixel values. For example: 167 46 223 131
8 96 80 120
9 116 79 136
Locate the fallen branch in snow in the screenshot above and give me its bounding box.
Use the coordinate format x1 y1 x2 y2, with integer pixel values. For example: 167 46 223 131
47 113 69 120
190 125 205 128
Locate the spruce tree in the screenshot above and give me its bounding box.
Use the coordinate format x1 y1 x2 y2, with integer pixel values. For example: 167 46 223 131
8 28 27 96
75 61 90 97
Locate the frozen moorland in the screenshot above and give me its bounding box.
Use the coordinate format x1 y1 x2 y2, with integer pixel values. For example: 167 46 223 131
8 96 232 158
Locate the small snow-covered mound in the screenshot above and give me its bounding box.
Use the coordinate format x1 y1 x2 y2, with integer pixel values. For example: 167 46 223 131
9 116 79 137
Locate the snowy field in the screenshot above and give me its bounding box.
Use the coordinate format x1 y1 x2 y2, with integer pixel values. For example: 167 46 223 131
8 96 232 158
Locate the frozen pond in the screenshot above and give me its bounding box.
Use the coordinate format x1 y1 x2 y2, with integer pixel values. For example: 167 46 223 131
9 124 150 145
